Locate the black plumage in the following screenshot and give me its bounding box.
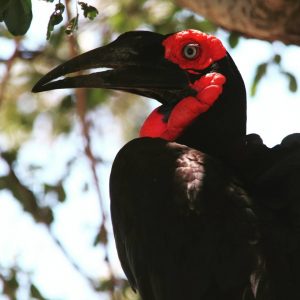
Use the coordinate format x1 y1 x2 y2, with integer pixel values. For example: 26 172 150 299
110 138 259 300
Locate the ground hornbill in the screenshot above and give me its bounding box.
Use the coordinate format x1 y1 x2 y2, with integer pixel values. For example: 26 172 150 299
33 30 300 300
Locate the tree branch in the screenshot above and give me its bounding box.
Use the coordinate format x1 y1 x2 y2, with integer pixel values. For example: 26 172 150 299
177 0 300 45
46 227 99 291
64 0 117 297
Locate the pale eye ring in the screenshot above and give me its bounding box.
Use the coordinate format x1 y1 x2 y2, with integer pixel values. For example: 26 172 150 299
182 43 200 59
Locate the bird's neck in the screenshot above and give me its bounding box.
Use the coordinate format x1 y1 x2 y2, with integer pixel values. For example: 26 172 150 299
140 72 227 141
140 54 247 159
176 85 247 160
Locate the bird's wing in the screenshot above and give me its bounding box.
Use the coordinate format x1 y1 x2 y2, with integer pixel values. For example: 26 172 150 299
250 133 300 299
110 137 259 300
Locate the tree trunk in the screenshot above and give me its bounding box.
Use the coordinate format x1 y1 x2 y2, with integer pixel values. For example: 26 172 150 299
177 0 300 45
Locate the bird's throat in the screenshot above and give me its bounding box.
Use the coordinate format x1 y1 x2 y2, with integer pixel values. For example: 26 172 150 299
139 72 226 141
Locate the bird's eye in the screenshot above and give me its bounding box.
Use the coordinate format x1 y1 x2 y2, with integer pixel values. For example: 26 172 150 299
182 43 200 60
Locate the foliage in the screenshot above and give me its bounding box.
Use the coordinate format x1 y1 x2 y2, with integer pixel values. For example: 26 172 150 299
0 0 32 35
228 31 240 49
0 0 98 37
0 266 48 300
79 2 99 20
46 1 99 39
251 53 298 96
47 2 65 40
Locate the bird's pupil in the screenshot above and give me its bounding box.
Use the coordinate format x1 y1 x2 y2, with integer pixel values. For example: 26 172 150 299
187 48 194 55
183 44 199 59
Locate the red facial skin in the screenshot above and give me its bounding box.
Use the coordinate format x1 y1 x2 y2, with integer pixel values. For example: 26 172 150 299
163 29 226 71
139 30 227 141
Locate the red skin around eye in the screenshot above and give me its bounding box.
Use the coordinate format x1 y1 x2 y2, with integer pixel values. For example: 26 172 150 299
162 29 226 71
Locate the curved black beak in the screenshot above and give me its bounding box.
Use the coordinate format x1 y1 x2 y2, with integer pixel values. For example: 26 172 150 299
32 31 192 104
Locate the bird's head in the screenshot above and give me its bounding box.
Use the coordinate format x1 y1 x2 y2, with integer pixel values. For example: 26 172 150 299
33 30 246 156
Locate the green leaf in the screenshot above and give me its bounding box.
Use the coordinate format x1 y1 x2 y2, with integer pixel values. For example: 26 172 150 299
86 88 109 109
56 183 66 202
65 14 78 35
97 278 115 292
228 32 240 49
79 2 98 20
48 25 65 47
93 224 108 246
273 54 281 65
30 284 46 300
289 75 298 92
1 149 17 164
2 0 32 35
0 0 11 21
197 19 217 33
251 62 268 96
44 182 66 202
46 2 65 40
3 269 19 298
59 94 74 112
282 71 298 92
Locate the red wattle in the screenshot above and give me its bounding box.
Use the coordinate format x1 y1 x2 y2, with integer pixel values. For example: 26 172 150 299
198 85 223 105
139 72 226 141
140 107 168 138
159 97 208 141
191 73 226 106
167 97 208 132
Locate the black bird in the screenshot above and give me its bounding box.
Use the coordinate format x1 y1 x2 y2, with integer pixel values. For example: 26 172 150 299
33 30 300 300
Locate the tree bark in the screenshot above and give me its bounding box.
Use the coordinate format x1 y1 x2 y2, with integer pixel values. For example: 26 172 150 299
177 0 300 45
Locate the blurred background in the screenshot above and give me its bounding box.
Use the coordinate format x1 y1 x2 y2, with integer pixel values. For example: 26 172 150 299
1 0 300 299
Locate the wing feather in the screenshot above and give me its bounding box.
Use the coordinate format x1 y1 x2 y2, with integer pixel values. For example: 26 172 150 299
110 137 259 300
